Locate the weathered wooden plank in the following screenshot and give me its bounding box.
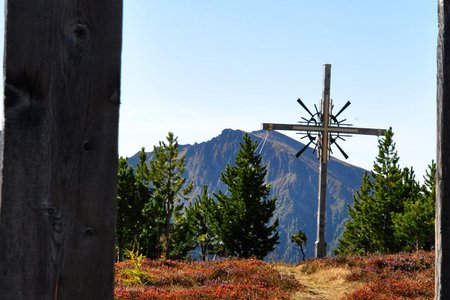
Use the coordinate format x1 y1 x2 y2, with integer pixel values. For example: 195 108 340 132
314 64 331 258
437 1 450 299
262 123 386 136
0 1 122 299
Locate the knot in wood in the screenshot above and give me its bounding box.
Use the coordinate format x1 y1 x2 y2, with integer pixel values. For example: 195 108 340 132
47 206 56 215
83 141 92 151
65 21 90 49
85 227 94 236
41 204 57 216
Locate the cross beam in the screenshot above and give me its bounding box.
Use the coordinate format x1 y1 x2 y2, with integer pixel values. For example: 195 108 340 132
262 64 386 258
262 123 385 136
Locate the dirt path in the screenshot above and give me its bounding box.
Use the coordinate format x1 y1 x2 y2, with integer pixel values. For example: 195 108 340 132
275 264 363 300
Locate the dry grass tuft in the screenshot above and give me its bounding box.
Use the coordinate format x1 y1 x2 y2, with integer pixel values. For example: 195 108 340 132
275 261 362 300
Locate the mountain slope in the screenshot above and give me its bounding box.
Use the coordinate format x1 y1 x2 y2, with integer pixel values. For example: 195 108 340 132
130 129 365 262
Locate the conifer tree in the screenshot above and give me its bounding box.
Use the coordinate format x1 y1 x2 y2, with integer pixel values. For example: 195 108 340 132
147 132 193 259
336 128 412 255
116 157 145 261
370 128 407 253
393 162 436 251
136 148 164 259
184 185 219 260
168 212 195 259
335 172 378 255
115 150 155 259
291 230 307 261
213 133 279 259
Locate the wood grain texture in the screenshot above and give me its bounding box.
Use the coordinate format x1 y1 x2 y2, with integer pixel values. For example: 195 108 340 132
315 64 331 258
437 1 450 299
0 1 122 299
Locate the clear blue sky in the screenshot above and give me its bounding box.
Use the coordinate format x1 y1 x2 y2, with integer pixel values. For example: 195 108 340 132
0 1 438 180
120 1 437 180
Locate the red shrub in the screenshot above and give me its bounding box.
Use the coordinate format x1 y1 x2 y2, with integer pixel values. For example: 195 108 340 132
114 258 300 300
344 252 434 300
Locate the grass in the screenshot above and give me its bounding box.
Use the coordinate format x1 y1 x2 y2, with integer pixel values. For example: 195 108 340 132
114 251 434 299
278 251 434 300
276 262 362 299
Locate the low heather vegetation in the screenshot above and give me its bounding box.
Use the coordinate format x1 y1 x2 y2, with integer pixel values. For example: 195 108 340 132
115 256 299 299
114 251 434 299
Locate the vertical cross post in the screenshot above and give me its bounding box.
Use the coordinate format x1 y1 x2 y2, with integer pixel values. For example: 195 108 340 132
316 64 332 258
437 1 450 298
0 1 122 298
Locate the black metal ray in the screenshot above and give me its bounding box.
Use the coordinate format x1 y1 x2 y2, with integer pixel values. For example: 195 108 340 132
334 101 351 119
295 141 313 158
333 141 349 159
297 98 315 118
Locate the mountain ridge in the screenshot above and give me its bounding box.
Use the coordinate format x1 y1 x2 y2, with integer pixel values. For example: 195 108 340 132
129 128 366 262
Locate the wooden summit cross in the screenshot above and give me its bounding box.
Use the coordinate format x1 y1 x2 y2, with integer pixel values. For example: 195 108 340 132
263 64 386 258
0 1 122 298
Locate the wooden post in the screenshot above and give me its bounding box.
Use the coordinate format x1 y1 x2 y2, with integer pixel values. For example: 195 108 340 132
0 1 122 299
315 64 332 258
437 1 450 299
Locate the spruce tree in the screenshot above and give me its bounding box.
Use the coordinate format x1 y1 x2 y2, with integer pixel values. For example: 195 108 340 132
393 162 436 251
370 128 407 253
335 172 379 255
213 133 279 259
169 213 195 259
336 128 411 255
136 148 164 259
116 157 146 261
115 150 154 258
183 185 219 260
147 132 193 259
